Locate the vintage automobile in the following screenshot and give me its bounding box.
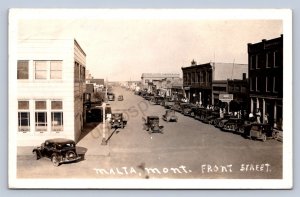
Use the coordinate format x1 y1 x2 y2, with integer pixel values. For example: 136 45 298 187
171 101 183 112
202 110 220 124
32 138 81 167
181 103 197 116
110 113 127 128
143 116 164 134
248 123 279 142
149 96 165 105
162 97 176 109
118 95 124 101
143 93 155 101
107 93 115 101
222 118 245 132
162 109 178 122
213 113 232 127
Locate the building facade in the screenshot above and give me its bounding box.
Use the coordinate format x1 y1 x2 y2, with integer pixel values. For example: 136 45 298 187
248 35 283 130
141 73 180 95
212 78 248 111
16 38 86 146
182 61 248 106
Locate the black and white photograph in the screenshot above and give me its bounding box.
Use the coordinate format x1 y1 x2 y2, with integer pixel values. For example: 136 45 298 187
8 9 292 189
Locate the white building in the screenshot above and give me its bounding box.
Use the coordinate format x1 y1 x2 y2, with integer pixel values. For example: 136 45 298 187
15 38 86 146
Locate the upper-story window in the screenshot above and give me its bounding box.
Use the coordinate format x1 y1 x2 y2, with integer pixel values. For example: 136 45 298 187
34 60 63 80
274 50 282 68
17 60 29 79
250 55 256 70
35 61 47 79
50 61 62 79
266 52 274 68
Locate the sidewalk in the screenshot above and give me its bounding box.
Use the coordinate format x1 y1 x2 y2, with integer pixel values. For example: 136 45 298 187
17 123 110 156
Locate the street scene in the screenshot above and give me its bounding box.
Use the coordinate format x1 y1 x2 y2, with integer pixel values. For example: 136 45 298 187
9 10 291 188
17 85 282 179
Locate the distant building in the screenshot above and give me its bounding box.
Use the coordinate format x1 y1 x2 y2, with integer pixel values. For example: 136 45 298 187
248 35 283 129
141 73 180 95
16 38 86 146
182 61 247 106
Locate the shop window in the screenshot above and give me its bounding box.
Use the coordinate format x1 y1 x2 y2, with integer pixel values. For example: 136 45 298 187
17 60 29 79
51 101 63 132
35 101 47 132
18 101 30 132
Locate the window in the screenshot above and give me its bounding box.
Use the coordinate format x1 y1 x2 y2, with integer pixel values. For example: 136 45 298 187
51 101 63 132
50 61 62 79
18 101 30 132
80 65 86 82
34 61 47 79
274 50 282 68
250 55 256 70
256 77 260 92
74 62 80 82
256 54 262 69
273 77 278 93
35 101 47 132
17 60 29 79
266 76 272 92
266 52 274 68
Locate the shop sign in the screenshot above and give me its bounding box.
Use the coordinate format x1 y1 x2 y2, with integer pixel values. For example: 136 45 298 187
219 94 233 102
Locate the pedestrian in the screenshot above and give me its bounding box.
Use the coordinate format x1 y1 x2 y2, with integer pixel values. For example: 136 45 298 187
249 112 254 122
220 108 224 118
264 113 269 124
256 108 261 123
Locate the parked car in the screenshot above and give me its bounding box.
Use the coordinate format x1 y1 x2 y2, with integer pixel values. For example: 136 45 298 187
107 93 115 101
171 101 182 112
32 138 81 167
202 110 220 124
162 97 176 109
248 123 279 142
118 95 124 101
162 109 178 122
213 113 232 127
110 113 127 128
222 118 245 132
149 96 165 105
181 103 197 116
142 116 164 134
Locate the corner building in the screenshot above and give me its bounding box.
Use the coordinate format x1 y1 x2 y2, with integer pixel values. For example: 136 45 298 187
16 38 86 146
248 35 283 130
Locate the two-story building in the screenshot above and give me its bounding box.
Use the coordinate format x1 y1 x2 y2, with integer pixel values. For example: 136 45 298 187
15 38 86 146
248 35 283 129
182 61 248 106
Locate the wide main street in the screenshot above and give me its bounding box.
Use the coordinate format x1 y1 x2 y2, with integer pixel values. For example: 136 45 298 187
17 86 282 179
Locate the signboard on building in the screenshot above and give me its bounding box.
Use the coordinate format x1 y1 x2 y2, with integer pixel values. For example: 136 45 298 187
219 94 233 102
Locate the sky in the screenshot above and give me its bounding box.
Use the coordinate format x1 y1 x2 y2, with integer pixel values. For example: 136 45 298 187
18 17 282 81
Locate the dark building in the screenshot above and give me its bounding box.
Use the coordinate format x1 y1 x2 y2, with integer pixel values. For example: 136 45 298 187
182 60 247 107
248 35 283 130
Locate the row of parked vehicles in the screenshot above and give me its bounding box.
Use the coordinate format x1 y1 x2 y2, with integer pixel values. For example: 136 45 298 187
136 91 280 142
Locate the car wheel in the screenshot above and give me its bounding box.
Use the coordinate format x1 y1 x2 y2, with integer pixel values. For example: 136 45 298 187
238 127 244 134
272 131 279 140
261 134 267 142
219 122 224 128
66 151 76 160
51 155 60 167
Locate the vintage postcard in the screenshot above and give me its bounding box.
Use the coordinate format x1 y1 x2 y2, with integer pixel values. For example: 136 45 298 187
8 9 292 189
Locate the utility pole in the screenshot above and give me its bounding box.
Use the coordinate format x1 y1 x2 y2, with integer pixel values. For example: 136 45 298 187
101 77 108 145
